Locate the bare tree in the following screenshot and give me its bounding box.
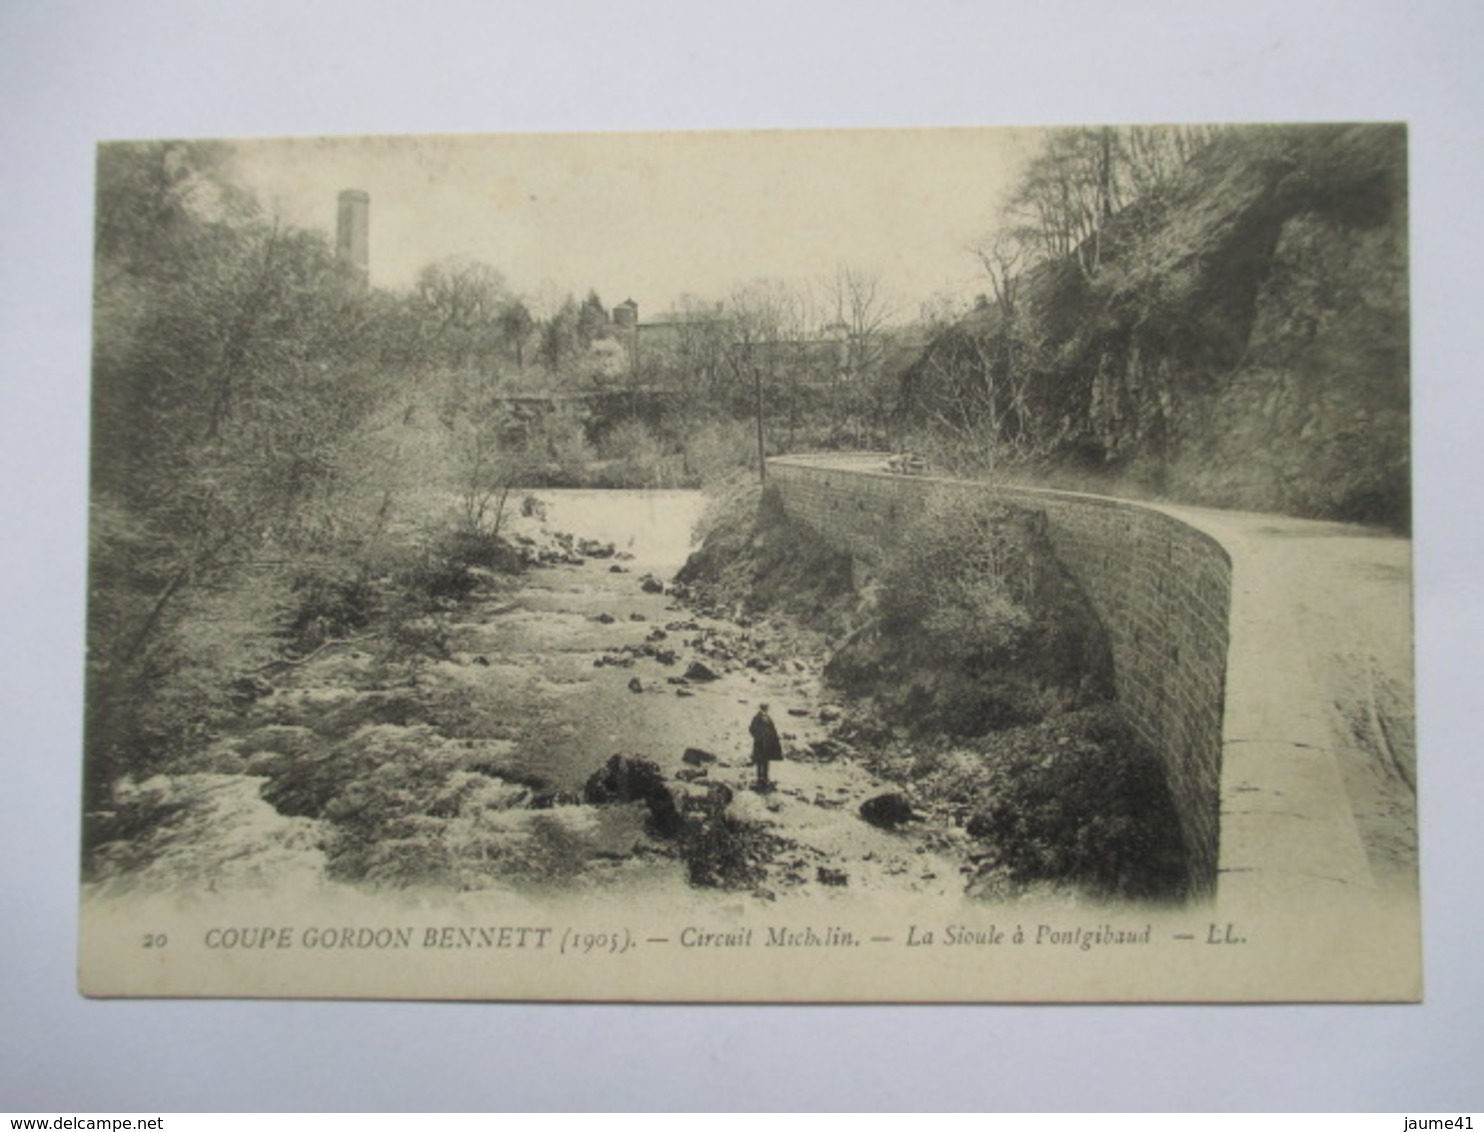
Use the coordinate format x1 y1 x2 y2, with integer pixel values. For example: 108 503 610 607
823 266 900 446
414 256 511 368
998 125 1225 285
970 228 1027 316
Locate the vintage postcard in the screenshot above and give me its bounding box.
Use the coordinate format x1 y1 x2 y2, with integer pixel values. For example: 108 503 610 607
80 125 1417 1001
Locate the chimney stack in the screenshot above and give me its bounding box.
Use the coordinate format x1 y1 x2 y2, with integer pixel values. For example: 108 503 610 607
336 189 370 287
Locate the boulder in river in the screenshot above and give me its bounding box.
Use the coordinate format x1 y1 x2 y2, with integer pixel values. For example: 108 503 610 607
859 792 921 829
582 754 682 838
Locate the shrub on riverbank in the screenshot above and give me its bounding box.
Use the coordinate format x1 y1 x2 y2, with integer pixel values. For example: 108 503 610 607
675 477 857 633
852 705 1188 902
828 490 1114 736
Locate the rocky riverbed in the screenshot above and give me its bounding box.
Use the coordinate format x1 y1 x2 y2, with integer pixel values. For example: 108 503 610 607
89 490 969 905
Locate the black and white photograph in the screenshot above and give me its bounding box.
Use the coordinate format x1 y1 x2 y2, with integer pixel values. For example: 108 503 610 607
78 123 1418 1002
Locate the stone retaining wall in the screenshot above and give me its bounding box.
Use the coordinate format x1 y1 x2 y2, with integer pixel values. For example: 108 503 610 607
768 455 1231 897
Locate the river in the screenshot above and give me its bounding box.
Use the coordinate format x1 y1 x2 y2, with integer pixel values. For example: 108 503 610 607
446 486 850 795
90 487 966 905
430 486 966 898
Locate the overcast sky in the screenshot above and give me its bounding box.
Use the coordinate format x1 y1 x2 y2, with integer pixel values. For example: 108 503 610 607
225 128 1040 320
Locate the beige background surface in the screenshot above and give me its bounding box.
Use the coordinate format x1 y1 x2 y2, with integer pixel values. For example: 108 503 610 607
3 0 1481 1110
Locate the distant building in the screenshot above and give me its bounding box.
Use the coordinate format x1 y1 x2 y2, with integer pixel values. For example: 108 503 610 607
612 298 638 330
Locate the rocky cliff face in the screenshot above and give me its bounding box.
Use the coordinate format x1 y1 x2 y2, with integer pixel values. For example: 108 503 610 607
902 124 1410 528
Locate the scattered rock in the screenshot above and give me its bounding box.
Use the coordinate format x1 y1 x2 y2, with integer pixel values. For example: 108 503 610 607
786 707 810 717
684 660 720 682
229 675 275 707
578 538 616 559
595 613 616 624
639 576 665 594
682 747 718 766
816 866 849 886
472 655 490 667
677 785 773 890
627 676 644 694
818 706 842 723
628 612 647 622
646 627 668 642
859 792 921 829
675 688 694 698
675 767 709 783
803 738 853 763
608 564 629 574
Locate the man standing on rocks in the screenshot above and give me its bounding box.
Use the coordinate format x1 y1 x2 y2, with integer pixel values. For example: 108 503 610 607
749 704 782 791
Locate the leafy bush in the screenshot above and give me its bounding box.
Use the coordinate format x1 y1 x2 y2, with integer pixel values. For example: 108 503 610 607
829 490 1113 735
679 417 757 485
396 527 524 606
959 707 1189 901
284 566 377 650
876 492 1034 657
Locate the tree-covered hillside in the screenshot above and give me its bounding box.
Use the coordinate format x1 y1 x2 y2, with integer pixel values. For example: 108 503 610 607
899 124 1410 529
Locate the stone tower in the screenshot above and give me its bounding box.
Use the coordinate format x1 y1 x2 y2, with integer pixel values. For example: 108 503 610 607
336 189 370 287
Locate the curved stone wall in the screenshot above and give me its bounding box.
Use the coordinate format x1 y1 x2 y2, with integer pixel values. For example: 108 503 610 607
767 455 1231 897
